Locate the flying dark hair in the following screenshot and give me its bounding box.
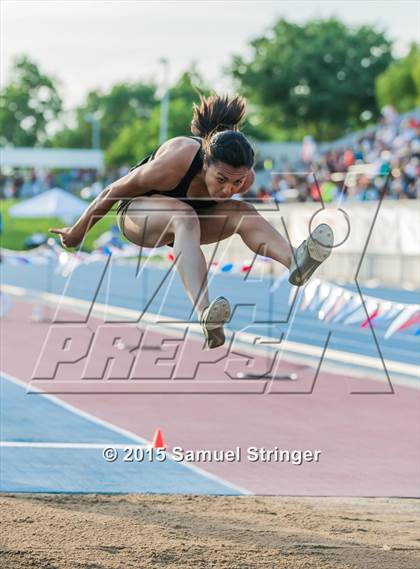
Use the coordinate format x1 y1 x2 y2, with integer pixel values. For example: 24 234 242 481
191 94 255 169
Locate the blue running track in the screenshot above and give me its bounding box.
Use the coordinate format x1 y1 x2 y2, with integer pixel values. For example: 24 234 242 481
3 261 419 369
0 374 242 494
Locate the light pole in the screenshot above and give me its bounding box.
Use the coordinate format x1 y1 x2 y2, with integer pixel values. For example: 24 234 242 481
158 58 170 145
84 111 102 149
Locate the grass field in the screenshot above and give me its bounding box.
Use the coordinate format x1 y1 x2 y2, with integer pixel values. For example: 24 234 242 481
0 199 117 252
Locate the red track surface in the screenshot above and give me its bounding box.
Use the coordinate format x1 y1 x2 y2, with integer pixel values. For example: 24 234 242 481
3 299 419 496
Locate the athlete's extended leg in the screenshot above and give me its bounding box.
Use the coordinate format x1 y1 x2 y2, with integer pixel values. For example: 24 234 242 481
227 202 334 284
198 200 333 285
199 200 293 265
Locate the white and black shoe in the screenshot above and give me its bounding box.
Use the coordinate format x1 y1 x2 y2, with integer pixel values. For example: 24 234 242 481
289 223 334 286
200 296 231 349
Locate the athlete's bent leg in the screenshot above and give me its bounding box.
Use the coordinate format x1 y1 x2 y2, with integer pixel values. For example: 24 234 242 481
120 196 231 347
170 210 210 318
119 196 210 318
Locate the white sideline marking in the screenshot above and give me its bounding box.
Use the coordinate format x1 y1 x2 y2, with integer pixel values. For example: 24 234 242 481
2 283 419 385
0 442 147 449
0 441 149 450
0 371 252 496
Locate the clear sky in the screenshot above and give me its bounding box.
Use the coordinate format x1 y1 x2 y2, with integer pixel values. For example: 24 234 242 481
1 0 419 110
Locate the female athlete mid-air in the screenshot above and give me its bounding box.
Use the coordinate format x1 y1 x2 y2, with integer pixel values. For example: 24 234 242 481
50 94 334 349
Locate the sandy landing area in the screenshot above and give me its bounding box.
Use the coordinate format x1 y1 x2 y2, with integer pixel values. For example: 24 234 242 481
0 494 419 568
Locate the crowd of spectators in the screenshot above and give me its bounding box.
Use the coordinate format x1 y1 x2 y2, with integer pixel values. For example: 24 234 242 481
0 167 114 200
1 107 418 204
254 106 420 203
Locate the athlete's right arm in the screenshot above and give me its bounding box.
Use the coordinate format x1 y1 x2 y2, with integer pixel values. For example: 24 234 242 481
49 139 198 248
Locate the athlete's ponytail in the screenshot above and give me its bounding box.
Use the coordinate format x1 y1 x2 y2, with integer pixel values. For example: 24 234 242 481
191 94 255 169
191 94 245 138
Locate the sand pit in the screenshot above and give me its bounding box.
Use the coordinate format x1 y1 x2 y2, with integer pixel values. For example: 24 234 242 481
1 494 419 568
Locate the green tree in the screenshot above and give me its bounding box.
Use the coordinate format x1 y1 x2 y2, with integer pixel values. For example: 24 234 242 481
165 70 272 141
51 82 158 150
375 44 420 113
105 118 159 167
0 55 63 146
105 69 209 167
166 69 208 138
228 18 393 140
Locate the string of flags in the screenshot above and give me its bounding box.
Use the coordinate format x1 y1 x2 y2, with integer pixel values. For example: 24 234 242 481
287 277 419 339
0 241 257 278
0 240 260 277
1 243 418 339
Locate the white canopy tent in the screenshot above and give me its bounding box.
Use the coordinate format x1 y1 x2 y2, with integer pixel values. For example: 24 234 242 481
8 187 88 223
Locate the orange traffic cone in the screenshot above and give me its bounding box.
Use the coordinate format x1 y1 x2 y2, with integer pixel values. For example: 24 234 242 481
152 428 165 449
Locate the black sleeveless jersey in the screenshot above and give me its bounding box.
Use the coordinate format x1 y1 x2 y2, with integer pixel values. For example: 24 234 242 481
116 136 217 214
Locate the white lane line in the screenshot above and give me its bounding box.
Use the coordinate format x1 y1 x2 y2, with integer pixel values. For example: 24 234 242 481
1 371 150 445
2 283 418 384
0 371 252 496
0 442 147 449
